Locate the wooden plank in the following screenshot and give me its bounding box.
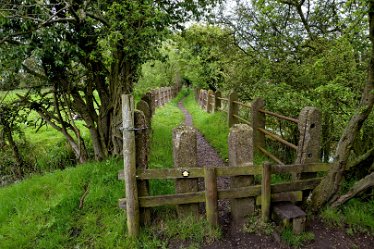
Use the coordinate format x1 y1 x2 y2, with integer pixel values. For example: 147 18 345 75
205 168 218 227
255 191 302 205
119 179 320 209
232 114 251 126
218 185 261 199
118 164 261 180
259 108 299 124
271 163 330 173
257 145 285 165
271 178 322 193
119 191 205 208
122 94 139 237
262 162 271 222
273 202 306 219
118 163 328 180
258 128 298 150
232 100 252 108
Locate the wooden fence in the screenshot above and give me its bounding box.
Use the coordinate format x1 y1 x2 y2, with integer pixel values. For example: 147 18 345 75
119 87 325 237
196 89 321 172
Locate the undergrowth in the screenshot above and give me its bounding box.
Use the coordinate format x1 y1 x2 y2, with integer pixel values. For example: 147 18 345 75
322 198 374 235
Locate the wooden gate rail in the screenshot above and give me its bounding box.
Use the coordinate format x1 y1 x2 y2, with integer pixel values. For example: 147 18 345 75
118 163 329 180
257 127 298 150
119 162 330 224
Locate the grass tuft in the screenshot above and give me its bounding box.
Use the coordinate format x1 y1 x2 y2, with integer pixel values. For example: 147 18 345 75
281 228 315 247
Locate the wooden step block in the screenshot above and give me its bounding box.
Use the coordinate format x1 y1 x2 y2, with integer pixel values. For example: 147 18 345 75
272 202 306 234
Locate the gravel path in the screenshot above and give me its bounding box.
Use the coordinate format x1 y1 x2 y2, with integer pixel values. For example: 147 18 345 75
177 100 231 224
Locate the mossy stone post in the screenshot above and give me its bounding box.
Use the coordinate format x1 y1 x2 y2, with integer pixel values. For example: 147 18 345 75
229 124 255 225
228 91 239 127
251 98 265 153
134 109 151 226
294 107 322 180
207 90 214 113
214 91 221 112
173 125 199 218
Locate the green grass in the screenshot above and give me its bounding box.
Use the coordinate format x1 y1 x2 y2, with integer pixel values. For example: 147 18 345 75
321 198 374 235
182 90 230 160
281 228 315 247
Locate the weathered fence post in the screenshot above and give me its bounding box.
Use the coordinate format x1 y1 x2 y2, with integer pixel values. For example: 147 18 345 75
141 92 154 117
207 90 214 113
228 91 239 127
122 94 139 237
199 89 204 108
195 88 200 102
229 124 254 225
215 91 221 112
134 108 151 226
251 98 266 153
204 167 218 227
261 162 271 222
294 107 322 180
173 125 199 218
137 100 151 134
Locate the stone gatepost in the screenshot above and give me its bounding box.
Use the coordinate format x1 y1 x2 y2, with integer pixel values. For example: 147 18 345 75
229 124 255 225
173 125 199 218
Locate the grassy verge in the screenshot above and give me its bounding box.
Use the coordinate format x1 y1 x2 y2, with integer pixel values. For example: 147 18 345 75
182 89 230 160
0 89 220 248
321 198 374 235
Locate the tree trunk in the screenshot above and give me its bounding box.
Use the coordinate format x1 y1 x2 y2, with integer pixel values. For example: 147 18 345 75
331 172 374 208
3 126 23 177
310 1 374 210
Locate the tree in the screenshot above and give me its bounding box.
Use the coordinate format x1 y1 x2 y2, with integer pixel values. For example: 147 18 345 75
0 0 221 162
311 0 374 209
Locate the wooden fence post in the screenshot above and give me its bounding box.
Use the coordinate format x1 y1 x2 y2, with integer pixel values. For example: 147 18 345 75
207 90 214 113
294 107 322 180
195 88 200 102
134 108 151 226
199 89 204 108
154 89 159 108
261 162 271 223
173 125 199 218
229 124 254 225
228 91 239 127
215 91 221 112
252 98 266 153
141 92 154 117
204 167 218 227
122 94 139 237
